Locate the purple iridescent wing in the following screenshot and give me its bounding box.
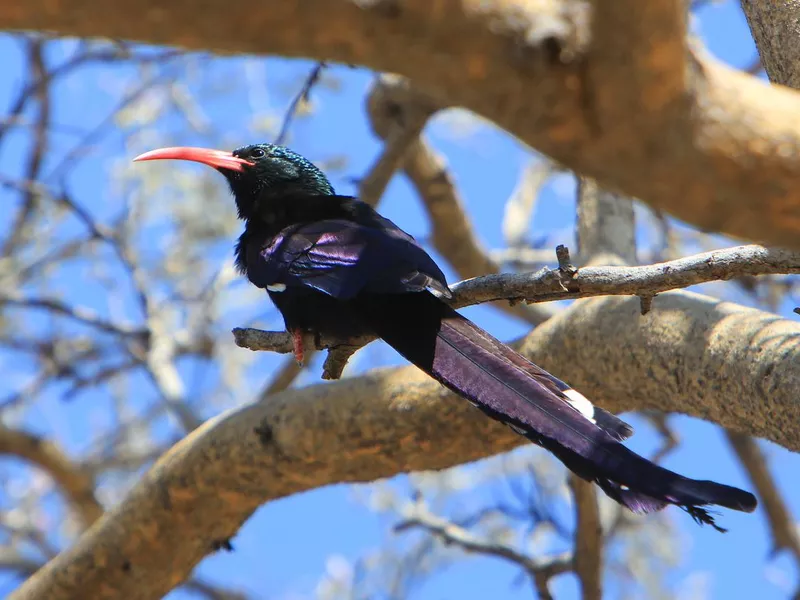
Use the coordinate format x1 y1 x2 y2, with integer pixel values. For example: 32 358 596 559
250 218 451 300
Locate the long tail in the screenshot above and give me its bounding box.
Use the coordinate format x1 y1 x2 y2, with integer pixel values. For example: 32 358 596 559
358 292 757 531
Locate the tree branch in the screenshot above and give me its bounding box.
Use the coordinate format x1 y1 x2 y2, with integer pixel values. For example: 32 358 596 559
726 432 800 563
5 1 800 247
233 244 800 370
394 497 572 599
741 1 800 88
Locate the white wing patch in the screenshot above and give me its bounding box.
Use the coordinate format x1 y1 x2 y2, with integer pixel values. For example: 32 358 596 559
563 388 596 424
427 285 448 299
267 283 287 292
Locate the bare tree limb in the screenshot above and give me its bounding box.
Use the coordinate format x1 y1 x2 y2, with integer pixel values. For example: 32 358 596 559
359 79 436 207
502 160 556 250
274 61 327 145
394 497 573 599
576 178 636 267
2 38 50 256
0 425 102 529
570 475 602 600
0 295 147 338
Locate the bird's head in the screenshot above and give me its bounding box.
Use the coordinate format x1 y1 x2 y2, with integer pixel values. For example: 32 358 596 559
133 143 335 219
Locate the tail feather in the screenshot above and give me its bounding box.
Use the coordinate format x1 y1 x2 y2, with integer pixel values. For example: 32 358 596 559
452 312 634 441
359 292 757 527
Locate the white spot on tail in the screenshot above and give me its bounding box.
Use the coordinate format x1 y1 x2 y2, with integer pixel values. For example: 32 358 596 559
267 283 287 292
563 388 596 424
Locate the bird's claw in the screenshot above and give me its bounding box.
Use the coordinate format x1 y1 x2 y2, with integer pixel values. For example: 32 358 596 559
291 329 305 366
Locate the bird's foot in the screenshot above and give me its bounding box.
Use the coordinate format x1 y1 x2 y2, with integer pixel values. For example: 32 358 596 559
291 329 305 365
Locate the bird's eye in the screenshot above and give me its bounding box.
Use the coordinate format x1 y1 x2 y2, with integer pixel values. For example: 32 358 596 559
249 148 266 159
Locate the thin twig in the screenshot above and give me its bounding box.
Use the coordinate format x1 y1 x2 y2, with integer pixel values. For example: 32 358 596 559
274 61 326 145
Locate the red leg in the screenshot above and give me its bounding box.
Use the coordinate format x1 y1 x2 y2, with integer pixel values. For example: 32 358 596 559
291 328 305 365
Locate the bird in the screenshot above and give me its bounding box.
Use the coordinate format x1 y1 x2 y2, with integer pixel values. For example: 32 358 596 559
133 143 757 531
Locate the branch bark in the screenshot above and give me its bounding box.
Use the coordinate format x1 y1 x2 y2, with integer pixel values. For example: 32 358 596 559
5 1 800 247
13 288 800 599
741 1 800 88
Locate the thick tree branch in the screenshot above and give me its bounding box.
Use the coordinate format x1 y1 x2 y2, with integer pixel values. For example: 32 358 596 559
570 475 602 600
14 288 800 600
5 1 800 247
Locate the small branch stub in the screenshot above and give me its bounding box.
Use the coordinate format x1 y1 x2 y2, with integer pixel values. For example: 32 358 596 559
639 294 655 315
555 244 579 292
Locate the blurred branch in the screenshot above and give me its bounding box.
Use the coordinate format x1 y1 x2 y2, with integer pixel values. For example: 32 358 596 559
394 496 572 599
576 178 636 267
274 61 327 145
358 87 435 208
0 41 175 147
502 160 558 250
144 323 202 432
44 57 182 183
570 475 602 600
0 295 147 338
182 578 249 600
726 432 800 565
644 412 680 464
1 39 50 256
0 425 102 529
365 75 554 326
0 546 42 578
258 356 309 399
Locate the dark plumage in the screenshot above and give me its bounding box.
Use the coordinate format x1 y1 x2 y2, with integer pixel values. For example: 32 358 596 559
134 142 758 531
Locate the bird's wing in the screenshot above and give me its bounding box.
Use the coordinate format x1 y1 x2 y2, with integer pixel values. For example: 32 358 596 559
249 218 452 300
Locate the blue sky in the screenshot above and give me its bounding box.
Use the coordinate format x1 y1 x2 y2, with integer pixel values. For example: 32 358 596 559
1 2 799 599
